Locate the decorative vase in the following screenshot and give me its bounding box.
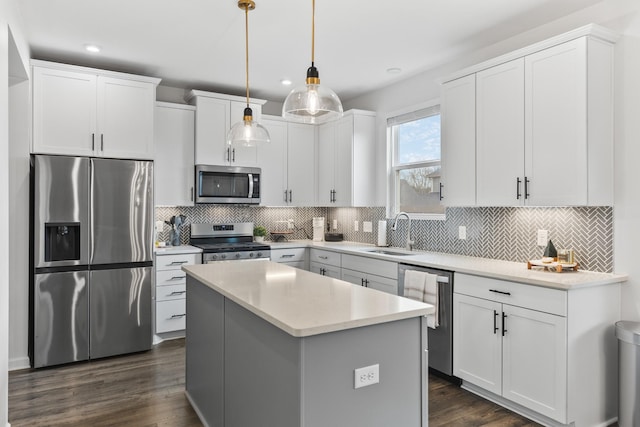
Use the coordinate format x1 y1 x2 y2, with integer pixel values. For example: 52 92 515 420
254 236 265 243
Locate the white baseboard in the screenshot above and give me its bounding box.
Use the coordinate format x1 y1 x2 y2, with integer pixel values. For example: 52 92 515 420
8 356 29 371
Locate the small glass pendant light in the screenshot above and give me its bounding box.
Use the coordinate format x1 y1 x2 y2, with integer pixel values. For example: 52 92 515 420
282 0 343 124
227 0 270 147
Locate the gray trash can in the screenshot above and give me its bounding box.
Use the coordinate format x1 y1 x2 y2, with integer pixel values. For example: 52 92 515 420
616 321 640 427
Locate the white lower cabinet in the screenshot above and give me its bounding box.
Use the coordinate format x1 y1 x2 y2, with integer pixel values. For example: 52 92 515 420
340 254 398 295
453 273 620 426
154 252 200 336
309 249 341 278
270 247 308 270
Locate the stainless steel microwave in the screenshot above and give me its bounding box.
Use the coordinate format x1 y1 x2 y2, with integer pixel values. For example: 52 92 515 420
195 165 261 204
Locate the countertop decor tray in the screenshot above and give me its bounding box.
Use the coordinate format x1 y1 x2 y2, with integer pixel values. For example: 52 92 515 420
527 259 579 273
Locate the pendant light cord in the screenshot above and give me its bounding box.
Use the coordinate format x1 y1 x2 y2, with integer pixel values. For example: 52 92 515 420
311 0 315 67
244 4 250 108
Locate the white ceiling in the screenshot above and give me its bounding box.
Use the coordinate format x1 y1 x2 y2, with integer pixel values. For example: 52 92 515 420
17 0 603 103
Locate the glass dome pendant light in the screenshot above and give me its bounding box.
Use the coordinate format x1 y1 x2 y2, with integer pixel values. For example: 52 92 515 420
227 0 270 147
282 0 343 124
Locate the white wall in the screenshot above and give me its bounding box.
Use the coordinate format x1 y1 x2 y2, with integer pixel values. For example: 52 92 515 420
1 0 29 424
345 1 640 321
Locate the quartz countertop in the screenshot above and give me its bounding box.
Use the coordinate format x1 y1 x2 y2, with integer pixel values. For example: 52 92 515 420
183 260 434 338
155 244 202 255
268 240 627 290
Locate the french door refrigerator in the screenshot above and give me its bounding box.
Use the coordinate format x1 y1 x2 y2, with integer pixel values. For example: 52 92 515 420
30 155 153 368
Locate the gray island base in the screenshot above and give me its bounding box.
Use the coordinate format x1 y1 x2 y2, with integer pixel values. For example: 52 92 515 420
182 261 434 427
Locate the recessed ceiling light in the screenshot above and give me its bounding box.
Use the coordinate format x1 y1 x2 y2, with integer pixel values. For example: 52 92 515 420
84 44 101 53
386 67 402 74
280 79 292 86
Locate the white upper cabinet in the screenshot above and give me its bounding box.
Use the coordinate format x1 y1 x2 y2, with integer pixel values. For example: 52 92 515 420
476 59 525 206
259 117 316 206
442 25 616 207
187 90 265 166
317 110 376 207
32 61 159 159
441 74 476 206
154 102 196 206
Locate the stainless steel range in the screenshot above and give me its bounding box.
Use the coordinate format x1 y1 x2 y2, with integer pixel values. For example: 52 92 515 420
190 223 270 263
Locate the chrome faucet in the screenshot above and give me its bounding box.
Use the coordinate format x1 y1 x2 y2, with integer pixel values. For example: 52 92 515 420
392 211 414 251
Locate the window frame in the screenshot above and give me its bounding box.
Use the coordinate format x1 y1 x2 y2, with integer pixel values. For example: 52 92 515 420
386 99 445 220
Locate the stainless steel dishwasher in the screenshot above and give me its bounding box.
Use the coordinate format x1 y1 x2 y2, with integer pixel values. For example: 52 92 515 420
398 263 456 381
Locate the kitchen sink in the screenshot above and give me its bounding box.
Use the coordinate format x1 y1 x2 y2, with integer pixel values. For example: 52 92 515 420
365 249 414 256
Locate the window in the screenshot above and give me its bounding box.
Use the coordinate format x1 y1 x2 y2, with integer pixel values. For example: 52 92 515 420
388 103 444 218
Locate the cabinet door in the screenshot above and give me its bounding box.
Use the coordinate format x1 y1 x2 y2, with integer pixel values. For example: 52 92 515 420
350 113 376 207
32 66 97 156
441 74 476 206
317 122 336 205
287 123 317 206
502 305 567 422
154 104 195 206
366 274 398 295
258 118 288 205
341 268 364 286
310 261 340 279
476 59 525 206
229 101 259 166
453 293 502 395
525 38 588 206
97 76 155 159
194 96 230 164
333 116 353 207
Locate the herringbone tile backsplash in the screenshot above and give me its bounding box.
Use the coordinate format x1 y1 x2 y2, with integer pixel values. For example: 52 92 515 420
156 205 613 273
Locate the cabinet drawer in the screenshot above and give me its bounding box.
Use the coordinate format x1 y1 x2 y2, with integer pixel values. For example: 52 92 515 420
455 273 566 316
281 261 307 270
156 253 200 270
156 284 186 301
156 299 186 333
271 247 307 263
342 254 397 279
309 249 341 267
156 269 187 286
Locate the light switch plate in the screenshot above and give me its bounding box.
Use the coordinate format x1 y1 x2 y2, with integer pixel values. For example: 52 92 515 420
363 221 373 233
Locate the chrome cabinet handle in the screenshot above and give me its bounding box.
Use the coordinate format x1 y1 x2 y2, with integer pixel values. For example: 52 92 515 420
169 261 189 265
100 134 104 151
318 255 328 260
170 314 186 319
92 133 95 151
170 275 186 280
169 291 186 296
281 254 295 258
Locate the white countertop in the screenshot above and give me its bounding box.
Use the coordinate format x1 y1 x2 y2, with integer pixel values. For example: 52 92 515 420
269 240 627 290
183 260 434 338
154 244 202 255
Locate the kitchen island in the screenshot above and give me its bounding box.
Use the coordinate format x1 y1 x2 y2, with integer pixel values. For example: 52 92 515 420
182 260 434 427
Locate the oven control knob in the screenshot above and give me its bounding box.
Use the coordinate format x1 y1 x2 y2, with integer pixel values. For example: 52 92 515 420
235 253 241 259
249 252 255 258
221 254 227 259
211 254 218 260
257 252 263 258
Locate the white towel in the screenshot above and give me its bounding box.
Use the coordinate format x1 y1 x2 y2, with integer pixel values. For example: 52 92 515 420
403 270 439 329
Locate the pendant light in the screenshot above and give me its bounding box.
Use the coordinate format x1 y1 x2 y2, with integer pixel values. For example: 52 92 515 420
282 0 343 124
227 0 270 147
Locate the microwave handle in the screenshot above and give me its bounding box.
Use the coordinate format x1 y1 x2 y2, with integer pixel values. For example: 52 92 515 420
248 174 254 198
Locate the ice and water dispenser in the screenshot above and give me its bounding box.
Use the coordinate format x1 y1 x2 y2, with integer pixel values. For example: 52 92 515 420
44 222 81 262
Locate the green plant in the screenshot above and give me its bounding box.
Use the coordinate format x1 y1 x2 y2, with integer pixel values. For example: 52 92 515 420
253 225 267 237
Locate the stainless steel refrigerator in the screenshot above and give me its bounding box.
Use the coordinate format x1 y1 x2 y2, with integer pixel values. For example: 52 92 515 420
30 155 153 368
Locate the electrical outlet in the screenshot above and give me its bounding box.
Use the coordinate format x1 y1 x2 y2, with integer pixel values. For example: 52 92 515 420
354 220 359 231
537 229 548 246
458 225 467 240
155 220 164 233
354 364 379 389
287 219 294 229
363 221 373 233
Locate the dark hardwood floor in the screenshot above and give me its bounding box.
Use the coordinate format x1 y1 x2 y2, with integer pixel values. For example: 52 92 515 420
9 339 539 426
